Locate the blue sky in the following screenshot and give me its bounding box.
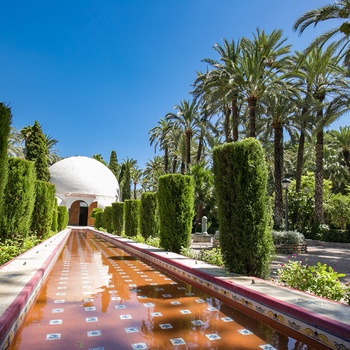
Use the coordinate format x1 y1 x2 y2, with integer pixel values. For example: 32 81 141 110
0 0 343 168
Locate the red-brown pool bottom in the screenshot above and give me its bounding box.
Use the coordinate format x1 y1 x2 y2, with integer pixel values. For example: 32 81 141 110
9 231 315 350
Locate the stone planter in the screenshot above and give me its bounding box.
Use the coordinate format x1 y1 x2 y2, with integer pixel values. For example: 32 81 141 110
274 244 307 254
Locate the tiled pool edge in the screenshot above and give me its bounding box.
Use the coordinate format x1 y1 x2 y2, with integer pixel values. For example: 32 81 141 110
92 230 350 350
0 229 71 350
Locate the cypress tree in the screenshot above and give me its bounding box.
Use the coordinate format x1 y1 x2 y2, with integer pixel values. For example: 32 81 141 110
103 206 114 233
31 180 56 238
22 121 50 181
140 192 159 239
0 103 12 219
0 158 36 240
158 174 194 253
124 199 141 237
213 138 274 279
57 206 69 231
109 150 119 179
112 202 124 235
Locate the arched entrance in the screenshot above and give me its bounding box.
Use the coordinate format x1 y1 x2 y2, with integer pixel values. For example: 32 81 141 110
69 200 89 226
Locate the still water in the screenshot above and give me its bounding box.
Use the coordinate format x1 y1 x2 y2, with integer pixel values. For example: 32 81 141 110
10 230 314 349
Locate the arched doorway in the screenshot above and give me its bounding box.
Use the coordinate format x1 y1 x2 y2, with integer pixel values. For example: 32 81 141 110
69 200 89 226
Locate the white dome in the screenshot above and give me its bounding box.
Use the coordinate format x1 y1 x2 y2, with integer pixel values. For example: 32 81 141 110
49 156 119 204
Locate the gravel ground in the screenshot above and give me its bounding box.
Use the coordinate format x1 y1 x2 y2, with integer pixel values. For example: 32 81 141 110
270 239 350 284
191 239 350 284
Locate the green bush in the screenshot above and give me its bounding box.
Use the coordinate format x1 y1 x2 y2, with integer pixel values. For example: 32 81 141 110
320 226 350 243
180 247 224 267
124 199 141 237
31 180 56 239
278 256 350 304
0 103 11 220
213 139 274 279
140 192 159 239
272 230 305 245
158 174 194 254
103 206 113 233
57 206 69 231
51 198 58 233
0 158 36 241
326 193 350 230
0 235 41 266
145 236 160 248
94 210 104 230
112 202 124 235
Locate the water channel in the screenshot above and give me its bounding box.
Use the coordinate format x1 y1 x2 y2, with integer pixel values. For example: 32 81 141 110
9 230 315 349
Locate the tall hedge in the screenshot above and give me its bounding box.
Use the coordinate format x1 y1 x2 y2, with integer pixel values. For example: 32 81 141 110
103 206 113 233
140 192 159 239
57 206 69 231
213 138 274 278
51 198 58 233
124 199 141 237
0 103 11 220
0 158 36 240
94 209 104 230
158 174 194 253
31 180 56 239
112 202 124 235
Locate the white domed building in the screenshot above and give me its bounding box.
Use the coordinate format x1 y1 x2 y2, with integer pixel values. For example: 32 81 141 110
49 156 120 226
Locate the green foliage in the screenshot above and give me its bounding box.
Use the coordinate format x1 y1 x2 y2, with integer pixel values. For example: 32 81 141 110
112 202 124 235
94 210 104 230
0 158 36 241
325 193 350 229
119 163 131 201
288 173 333 237
278 256 350 304
57 206 68 231
180 247 224 267
22 121 50 181
31 180 56 239
145 236 160 248
103 206 113 233
51 198 58 233
0 103 12 220
124 199 141 237
108 150 119 179
140 192 159 239
0 235 41 266
213 139 274 279
272 230 305 245
158 174 194 253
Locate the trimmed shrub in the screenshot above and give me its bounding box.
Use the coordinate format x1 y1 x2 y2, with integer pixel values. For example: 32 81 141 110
57 206 69 231
140 192 159 239
51 198 58 233
272 230 305 245
213 138 274 279
103 206 113 233
0 158 36 240
326 193 350 230
31 180 56 239
94 210 104 230
0 103 12 220
158 174 194 253
112 202 124 235
124 199 141 237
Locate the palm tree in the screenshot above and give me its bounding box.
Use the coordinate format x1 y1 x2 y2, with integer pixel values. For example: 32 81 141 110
166 99 201 172
130 166 143 199
305 43 349 223
195 38 243 142
238 28 292 138
328 126 350 174
260 90 299 228
45 134 61 165
8 127 24 158
149 117 173 173
142 155 165 191
294 0 350 66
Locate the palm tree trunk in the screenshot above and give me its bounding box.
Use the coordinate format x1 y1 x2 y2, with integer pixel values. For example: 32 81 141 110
295 129 306 192
224 106 232 142
185 132 191 171
315 129 324 224
274 124 284 228
196 137 203 163
164 146 169 173
248 97 257 138
231 97 239 142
